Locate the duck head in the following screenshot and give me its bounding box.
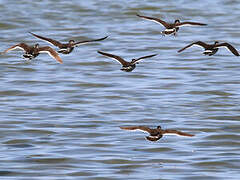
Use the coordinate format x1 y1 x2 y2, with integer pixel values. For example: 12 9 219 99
175 19 180 24
34 43 39 49
68 40 75 45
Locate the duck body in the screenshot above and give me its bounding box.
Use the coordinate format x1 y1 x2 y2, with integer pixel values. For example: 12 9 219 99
57 45 74 54
203 48 218 56
121 64 136 72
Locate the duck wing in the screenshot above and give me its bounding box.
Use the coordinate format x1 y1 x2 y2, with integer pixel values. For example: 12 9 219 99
29 32 62 48
162 129 194 137
178 41 208 53
131 54 157 64
38 46 63 64
73 36 108 47
175 21 207 27
215 43 240 56
120 126 152 134
2 43 30 54
137 14 169 28
98 51 129 66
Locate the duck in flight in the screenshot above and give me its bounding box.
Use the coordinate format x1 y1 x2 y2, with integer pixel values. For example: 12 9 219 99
97 51 157 72
1 43 63 63
29 32 108 54
178 41 240 56
137 14 207 36
120 126 194 142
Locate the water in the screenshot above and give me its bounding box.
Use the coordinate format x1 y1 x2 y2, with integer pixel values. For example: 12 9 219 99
0 0 240 179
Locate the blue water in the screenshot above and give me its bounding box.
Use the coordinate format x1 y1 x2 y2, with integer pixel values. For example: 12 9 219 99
0 0 240 179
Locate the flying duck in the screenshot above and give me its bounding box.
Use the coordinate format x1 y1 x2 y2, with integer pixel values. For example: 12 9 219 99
97 51 157 72
120 126 194 142
1 43 63 63
137 14 207 36
29 32 108 54
178 41 240 56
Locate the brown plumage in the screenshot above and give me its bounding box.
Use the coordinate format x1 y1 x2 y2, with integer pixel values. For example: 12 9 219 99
1 43 63 63
29 32 108 54
178 41 239 56
137 14 207 36
98 51 157 72
120 126 194 142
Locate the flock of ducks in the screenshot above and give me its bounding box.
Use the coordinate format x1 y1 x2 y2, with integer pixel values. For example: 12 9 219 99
2 13 239 142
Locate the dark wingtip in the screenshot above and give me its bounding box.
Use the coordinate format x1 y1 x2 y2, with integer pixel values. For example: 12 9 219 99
103 36 108 39
97 50 104 54
149 54 158 58
177 49 182 53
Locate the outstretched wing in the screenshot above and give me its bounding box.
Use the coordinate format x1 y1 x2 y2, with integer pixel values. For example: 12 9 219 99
175 21 207 27
98 51 128 66
120 126 152 133
73 36 108 47
2 43 30 54
178 41 207 53
136 14 169 28
38 46 63 64
29 32 62 47
163 129 194 137
215 43 240 56
131 54 157 64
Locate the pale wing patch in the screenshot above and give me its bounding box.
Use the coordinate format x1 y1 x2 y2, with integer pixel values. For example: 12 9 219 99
175 23 206 27
106 56 124 65
175 24 198 27
163 133 183 136
121 128 149 134
39 50 62 64
134 129 150 134
140 18 164 25
4 46 25 53
74 42 91 47
164 133 193 137
192 44 205 49
124 129 148 133
44 41 57 47
217 45 236 54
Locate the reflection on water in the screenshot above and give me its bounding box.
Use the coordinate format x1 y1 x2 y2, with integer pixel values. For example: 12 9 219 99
0 0 240 179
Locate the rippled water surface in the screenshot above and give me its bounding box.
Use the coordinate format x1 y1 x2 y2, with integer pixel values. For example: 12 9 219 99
1 0 240 179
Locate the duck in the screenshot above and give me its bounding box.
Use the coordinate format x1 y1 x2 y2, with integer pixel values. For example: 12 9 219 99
137 14 207 36
97 50 157 72
120 126 194 141
29 32 108 54
178 41 240 56
1 43 63 63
